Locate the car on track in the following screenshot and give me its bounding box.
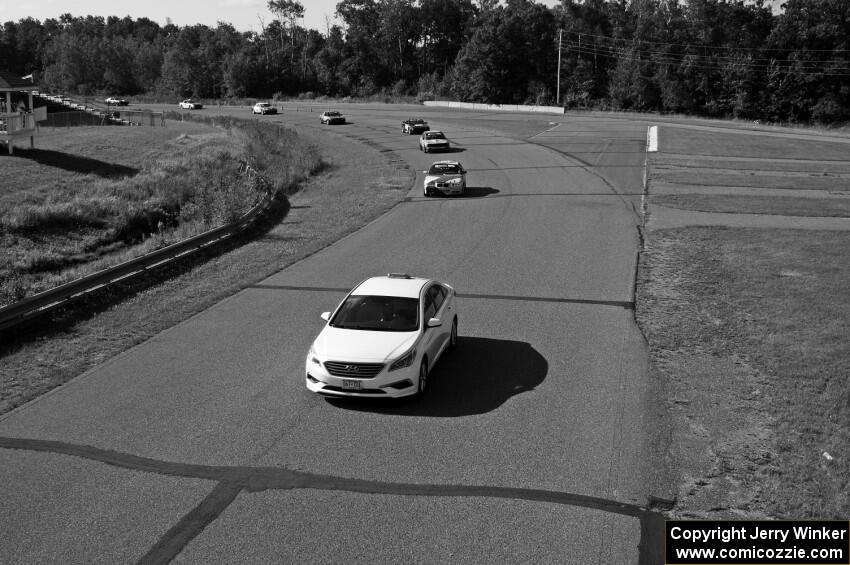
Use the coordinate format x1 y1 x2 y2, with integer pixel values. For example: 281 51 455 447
422 160 467 197
179 99 203 109
419 130 451 153
252 102 277 115
305 273 458 398
402 118 429 134
320 110 346 124
104 96 128 106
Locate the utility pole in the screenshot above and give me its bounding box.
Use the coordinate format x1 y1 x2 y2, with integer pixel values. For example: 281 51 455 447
557 29 563 105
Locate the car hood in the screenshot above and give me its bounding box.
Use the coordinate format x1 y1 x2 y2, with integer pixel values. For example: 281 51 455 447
425 173 463 184
313 326 418 362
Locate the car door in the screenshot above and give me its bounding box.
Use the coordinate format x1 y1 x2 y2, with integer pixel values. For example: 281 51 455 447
432 284 453 355
420 285 441 365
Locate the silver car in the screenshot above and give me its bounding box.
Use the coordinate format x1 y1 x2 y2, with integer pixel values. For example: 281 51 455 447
423 160 467 197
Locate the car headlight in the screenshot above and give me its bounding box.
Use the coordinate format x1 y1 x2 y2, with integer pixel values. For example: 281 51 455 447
388 348 416 372
308 344 322 366
448 177 462 185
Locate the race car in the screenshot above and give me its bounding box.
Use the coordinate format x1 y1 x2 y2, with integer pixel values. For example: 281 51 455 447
419 130 451 153
402 118 430 134
320 110 346 124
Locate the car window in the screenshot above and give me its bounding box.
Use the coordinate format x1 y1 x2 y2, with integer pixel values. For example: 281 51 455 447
330 295 419 332
437 284 448 306
428 285 445 313
423 290 437 321
427 163 461 175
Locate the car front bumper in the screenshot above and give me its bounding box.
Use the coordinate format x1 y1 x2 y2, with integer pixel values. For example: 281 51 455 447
427 182 465 195
305 358 419 398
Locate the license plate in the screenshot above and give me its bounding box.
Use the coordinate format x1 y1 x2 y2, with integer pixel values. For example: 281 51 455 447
342 379 362 390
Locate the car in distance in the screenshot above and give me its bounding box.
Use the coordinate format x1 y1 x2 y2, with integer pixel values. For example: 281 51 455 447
402 118 429 134
179 99 203 109
305 273 458 398
419 130 451 153
423 160 467 197
252 102 277 115
104 96 128 106
320 110 346 124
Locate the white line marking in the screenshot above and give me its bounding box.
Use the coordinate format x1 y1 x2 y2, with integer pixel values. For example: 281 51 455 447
646 125 658 152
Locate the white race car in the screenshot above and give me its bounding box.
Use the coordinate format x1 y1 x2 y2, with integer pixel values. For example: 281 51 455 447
252 102 277 114
305 274 458 398
419 130 451 153
179 99 203 109
320 110 346 124
422 160 467 197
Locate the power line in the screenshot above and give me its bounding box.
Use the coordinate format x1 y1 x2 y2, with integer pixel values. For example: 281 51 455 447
564 30 850 54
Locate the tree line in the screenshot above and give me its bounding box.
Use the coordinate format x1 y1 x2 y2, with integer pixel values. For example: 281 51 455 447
1 0 848 123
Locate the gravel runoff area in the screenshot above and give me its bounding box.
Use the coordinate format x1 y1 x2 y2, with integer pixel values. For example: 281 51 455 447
639 122 850 519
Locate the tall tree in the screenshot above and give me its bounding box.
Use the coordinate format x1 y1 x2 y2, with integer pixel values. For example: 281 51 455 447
267 0 305 73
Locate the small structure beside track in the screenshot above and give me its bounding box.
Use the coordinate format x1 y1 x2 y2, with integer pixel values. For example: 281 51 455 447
0 71 40 155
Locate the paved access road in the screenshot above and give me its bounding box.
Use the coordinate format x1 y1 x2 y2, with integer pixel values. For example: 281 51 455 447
0 105 669 564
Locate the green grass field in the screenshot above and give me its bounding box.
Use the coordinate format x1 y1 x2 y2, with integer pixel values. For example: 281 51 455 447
0 119 322 306
641 122 850 519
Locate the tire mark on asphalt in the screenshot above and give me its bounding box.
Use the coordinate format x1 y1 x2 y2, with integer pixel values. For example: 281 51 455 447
0 436 665 564
527 123 645 220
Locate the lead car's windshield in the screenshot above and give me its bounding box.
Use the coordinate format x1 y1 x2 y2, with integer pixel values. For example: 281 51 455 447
330 295 419 332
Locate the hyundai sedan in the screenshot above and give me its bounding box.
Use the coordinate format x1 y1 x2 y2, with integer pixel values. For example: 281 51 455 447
305 274 458 398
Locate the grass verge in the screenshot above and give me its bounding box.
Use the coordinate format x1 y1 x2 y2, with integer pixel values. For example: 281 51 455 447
637 227 850 518
0 118 322 306
652 194 850 217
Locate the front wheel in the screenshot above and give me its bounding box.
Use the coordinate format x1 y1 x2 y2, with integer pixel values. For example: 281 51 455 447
417 360 429 396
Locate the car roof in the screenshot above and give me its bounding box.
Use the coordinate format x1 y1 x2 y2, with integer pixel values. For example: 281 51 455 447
351 274 431 298
430 160 460 166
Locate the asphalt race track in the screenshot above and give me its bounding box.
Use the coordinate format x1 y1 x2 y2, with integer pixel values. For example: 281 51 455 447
0 105 669 564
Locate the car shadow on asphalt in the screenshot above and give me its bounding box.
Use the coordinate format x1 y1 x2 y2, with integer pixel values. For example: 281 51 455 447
462 186 499 198
5 148 139 178
326 336 547 417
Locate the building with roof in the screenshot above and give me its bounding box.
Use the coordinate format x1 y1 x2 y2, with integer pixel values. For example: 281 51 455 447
1 70 38 155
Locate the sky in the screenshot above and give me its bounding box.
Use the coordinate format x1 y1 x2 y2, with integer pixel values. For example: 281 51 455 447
1 0 561 34
0 0 783 35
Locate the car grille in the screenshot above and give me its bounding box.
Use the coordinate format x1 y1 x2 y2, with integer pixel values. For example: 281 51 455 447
324 361 384 378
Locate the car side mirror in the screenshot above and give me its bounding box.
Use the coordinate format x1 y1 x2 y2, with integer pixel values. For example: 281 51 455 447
320 312 331 321
427 317 442 328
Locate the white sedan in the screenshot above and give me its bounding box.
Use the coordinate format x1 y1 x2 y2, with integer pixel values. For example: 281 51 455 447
320 110 346 124
252 102 277 114
179 99 203 109
305 274 458 398
423 160 467 197
419 130 451 153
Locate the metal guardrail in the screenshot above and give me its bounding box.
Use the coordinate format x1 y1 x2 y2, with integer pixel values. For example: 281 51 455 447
0 189 274 331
